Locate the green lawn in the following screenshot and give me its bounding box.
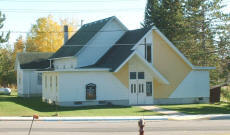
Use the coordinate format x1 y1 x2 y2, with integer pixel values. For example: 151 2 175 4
0 92 159 116
158 103 230 114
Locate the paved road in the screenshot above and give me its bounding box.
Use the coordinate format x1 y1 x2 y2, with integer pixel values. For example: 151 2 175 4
1 120 230 135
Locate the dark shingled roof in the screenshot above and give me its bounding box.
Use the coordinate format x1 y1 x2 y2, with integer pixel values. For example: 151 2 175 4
50 16 114 59
82 27 151 71
16 52 53 69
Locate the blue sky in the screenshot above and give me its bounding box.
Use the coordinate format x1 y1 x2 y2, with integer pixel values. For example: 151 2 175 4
0 0 230 46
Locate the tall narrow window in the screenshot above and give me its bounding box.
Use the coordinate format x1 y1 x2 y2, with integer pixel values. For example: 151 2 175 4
146 82 152 96
50 76 52 88
56 76 58 87
144 38 147 59
131 84 133 93
134 84 136 93
45 75 47 88
37 73 42 85
19 75 21 84
147 45 152 63
144 38 152 63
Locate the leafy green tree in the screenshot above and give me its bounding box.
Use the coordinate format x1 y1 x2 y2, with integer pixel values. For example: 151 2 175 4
0 11 14 87
0 48 16 86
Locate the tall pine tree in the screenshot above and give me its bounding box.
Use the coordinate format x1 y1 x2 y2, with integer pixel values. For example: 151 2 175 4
143 0 230 84
0 11 10 45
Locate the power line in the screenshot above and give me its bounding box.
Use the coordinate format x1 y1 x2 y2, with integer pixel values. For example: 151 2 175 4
0 26 229 33
0 9 143 13
0 0 141 2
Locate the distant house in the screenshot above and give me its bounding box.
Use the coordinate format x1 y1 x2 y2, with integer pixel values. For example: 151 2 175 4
15 52 53 97
35 16 214 106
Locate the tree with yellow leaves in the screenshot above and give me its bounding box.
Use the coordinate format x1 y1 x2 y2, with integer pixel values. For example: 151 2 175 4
25 15 77 52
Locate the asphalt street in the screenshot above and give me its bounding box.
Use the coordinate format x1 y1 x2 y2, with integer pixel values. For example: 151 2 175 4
1 120 230 135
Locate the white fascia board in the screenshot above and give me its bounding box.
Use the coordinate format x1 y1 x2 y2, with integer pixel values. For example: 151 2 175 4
114 50 169 85
112 16 129 31
38 68 110 73
49 56 74 60
75 17 128 57
152 27 194 68
21 69 37 71
131 27 153 50
114 51 136 72
192 66 216 70
135 52 170 85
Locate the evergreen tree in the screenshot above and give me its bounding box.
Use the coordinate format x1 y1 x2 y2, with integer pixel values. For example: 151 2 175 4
0 11 10 45
143 0 230 84
143 0 185 44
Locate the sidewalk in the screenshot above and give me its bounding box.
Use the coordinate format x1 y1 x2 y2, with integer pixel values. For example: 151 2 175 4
140 106 185 115
1 114 230 121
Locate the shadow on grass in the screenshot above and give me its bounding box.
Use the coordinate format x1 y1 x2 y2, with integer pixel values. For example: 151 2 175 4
0 95 131 113
159 103 230 114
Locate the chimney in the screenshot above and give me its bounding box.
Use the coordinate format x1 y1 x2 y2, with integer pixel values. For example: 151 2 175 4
64 25 68 44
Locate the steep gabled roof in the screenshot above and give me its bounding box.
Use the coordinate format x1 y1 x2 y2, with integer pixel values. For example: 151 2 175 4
50 16 114 59
82 27 151 71
16 52 53 69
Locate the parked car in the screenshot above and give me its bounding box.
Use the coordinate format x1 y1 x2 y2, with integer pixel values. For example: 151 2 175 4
0 88 11 95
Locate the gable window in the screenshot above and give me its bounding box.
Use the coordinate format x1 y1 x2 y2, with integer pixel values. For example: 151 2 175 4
37 73 42 85
130 72 137 79
138 72 144 79
147 45 152 63
144 38 152 63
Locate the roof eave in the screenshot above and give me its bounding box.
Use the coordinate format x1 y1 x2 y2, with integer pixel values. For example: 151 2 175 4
114 51 170 85
192 67 216 70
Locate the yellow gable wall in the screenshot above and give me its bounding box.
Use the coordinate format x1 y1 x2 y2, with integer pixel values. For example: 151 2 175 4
153 31 192 98
113 63 129 88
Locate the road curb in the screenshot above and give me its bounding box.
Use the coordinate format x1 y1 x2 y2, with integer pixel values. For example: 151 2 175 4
0 116 168 121
1 115 230 121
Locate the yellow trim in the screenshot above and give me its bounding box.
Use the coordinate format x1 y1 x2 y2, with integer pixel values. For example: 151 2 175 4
113 63 129 88
153 31 192 98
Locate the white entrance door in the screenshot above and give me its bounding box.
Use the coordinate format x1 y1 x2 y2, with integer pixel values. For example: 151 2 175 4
129 72 146 105
130 77 138 105
137 78 145 104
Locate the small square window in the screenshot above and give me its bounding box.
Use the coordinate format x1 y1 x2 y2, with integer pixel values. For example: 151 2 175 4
130 72 136 79
138 72 144 79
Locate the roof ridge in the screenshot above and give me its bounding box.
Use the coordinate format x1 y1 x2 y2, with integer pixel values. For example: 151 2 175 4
82 16 115 27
